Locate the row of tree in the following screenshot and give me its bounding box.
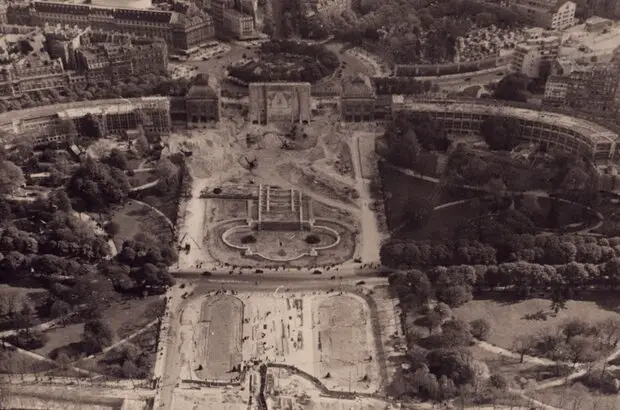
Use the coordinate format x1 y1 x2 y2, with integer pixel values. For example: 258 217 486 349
382 234 620 268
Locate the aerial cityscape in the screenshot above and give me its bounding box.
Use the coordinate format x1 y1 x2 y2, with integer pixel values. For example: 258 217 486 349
3 0 620 409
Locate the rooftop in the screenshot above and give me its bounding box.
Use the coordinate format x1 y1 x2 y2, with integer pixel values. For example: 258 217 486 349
393 97 618 144
0 97 169 125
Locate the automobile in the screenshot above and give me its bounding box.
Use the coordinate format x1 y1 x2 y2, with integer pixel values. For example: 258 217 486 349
202 56 209 61
216 56 222 59
312 270 322 275
464 77 472 82
355 281 366 286
496 71 504 76
354 257 362 263
330 275 336 280
255 269 264 274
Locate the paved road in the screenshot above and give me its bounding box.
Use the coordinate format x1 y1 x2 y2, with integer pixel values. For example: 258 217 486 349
169 266 390 280
430 67 508 90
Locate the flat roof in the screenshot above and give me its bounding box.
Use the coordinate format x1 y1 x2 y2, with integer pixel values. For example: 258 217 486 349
0 97 169 125
395 98 618 144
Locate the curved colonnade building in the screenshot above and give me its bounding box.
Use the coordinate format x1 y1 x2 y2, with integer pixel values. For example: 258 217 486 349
390 97 619 163
0 92 618 165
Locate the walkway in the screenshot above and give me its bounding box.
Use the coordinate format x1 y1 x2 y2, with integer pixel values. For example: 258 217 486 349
351 133 383 263
130 179 160 193
0 310 80 339
129 199 175 230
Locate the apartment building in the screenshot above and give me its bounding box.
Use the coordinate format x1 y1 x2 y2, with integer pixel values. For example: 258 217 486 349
511 28 561 77
510 0 576 30
574 0 620 19
211 0 257 39
222 8 256 39
0 97 172 145
544 59 620 114
0 54 70 97
391 98 619 163
27 1 214 54
74 40 168 82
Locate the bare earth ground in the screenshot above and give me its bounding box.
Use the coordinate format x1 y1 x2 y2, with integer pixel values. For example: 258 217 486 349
171 115 374 269
316 295 373 391
266 368 395 410
194 295 244 381
170 387 248 410
176 291 380 393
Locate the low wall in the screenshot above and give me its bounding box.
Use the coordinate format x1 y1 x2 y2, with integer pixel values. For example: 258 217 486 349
394 54 513 77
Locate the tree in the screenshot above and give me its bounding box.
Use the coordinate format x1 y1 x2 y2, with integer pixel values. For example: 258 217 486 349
561 319 591 343
493 73 529 102
155 157 180 194
427 310 444 336
67 158 131 210
55 352 71 371
121 360 139 378
104 149 129 170
104 221 121 237
439 319 473 348
48 190 72 212
49 299 72 319
512 335 536 363
568 336 599 366
134 132 150 157
427 349 475 386
83 319 115 353
479 117 521 151
436 284 472 308
0 160 25 194
470 319 492 341
411 364 440 400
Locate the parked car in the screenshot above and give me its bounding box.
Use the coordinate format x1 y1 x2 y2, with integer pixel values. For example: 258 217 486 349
312 270 322 275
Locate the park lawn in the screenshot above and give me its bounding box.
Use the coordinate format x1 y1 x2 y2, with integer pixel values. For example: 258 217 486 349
530 384 620 410
454 298 620 351
0 347 56 374
36 296 164 360
77 325 159 379
101 295 165 340
469 344 540 387
35 323 84 357
378 161 479 236
110 200 174 250
0 285 49 329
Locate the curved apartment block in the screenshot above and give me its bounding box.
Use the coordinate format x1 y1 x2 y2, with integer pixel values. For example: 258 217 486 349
391 97 619 162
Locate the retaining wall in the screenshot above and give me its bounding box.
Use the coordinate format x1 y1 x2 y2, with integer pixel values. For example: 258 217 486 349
394 54 513 77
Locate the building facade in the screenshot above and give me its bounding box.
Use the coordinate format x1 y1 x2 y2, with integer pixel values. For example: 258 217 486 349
28 1 214 54
0 55 70 97
249 82 311 124
0 97 171 146
222 8 256 39
391 97 618 163
511 29 561 77
543 61 620 114
510 0 576 30
74 40 168 81
340 75 376 122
